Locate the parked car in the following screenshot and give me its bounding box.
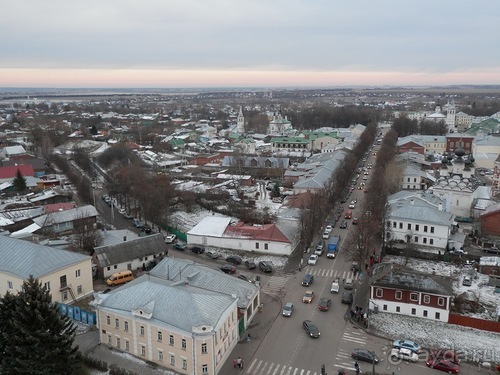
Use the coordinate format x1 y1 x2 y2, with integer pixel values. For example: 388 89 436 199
429 349 460 364
425 359 459 374
141 225 152 234
164 234 177 243
122 211 133 219
118 208 127 216
462 276 472 286
132 218 143 228
331 278 340 293
206 251 219 259
339 220 347 229
308 254 318 265
220 264 236 274
259 261 273 273
226 255 242 265
325 224 333 233
173 243 185 251
344 278 354 290
322 230 330 239
341 292 353 304
314 241 325 256
302 320 320 338
351 348 380 364
392 340 421 353
302 290 315 303
318 297 331 311
190 246 205 254
244 260 256 269
302 274 314 287
282 302 294 317
390 348 419 362
237 274 251 282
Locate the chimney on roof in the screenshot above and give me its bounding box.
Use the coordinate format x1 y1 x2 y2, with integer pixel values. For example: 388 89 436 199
410 199 414 205
123 236 127 242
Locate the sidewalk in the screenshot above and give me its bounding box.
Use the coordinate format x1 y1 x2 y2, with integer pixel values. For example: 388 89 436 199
219 292 282 375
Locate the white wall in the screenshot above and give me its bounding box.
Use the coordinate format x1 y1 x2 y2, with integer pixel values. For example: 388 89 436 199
102 253 166 278
387 219 450 249
371 298 449 322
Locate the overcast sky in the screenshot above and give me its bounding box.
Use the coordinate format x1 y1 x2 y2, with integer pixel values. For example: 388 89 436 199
1 0 499 88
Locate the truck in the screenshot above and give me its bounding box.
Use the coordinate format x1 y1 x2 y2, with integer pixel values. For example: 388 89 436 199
327 235 340 258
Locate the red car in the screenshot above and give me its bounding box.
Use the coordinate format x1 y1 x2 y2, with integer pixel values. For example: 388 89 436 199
426 359 459 374
318 297 331 311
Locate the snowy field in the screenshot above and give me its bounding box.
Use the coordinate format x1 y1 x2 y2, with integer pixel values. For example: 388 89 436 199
370 313 500 364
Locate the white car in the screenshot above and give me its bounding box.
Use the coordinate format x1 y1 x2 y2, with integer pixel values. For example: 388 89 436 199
325 225 333 233
331 278 340 293
308 254 318 266
322 231 330 239
390 348 419 362
348 203 355 209
164 234 177 243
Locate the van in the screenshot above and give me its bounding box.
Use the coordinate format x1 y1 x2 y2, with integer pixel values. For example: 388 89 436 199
106 270 134 286
345 210 352 219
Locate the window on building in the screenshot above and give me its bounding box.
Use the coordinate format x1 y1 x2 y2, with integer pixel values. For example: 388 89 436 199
77 285 83 294
106 316 110 325
431 226 435 233
396 306 401 312
141 346 145 356
424 225 428 233
158 351 163 362
414 236 418 242
264 243 268 250
60 275 67 288
169 335 174 345
255 243 259 250
75 269 81 278
399 222 403 229
383 304 387 311
201 343 207 354
430 239 434 245
411 308 416 315
393 222 396 228
182 359 187 370
114 265 118 269
407 223 411 230
438 297 445 306
410 293 418 301
124 321 129 331
158 331 162 342
62 291 68 301
44 281 50 291
202 364 208 374
407 177 410 182
115 318 119 328
125 340 130 351
170 355 175 366
181 339 186 350
413 178 417 182
423 295 430 304
8 281 13 289
376 288 383 297
108 334 112 344
423 310 428 317
415 224 419 231
140 326 145 336
116 337 120 348
423 238 427 244
435 312 441 320
395 291 402 300
107 266 111 271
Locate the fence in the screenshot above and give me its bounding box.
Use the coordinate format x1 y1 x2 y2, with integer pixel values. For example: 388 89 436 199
448 313 500 333
57 303 96 326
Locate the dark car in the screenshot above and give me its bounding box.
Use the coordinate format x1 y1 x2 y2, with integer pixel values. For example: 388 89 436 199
303 320 320 338
341 292 353 304
173 243 185 251
237 274 251 282
339 220 347 229
425 359 459 374
259 261 273 273
302 274 314 287
190 246 205 254
226 255 242 265
244 260 256 269
352 348 380 364
141 225 152 234
220 264 236 274
318 297 331 311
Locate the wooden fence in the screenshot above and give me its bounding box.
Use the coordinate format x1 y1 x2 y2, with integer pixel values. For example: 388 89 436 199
448 313 500 333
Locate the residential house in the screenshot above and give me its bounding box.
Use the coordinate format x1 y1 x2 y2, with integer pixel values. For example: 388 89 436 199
0 164 35 185
370 264 453 322
0 145 27 159
0 235 93 303
385 191 455 250
33 204 99 235
401 162 427 190
187 216 294 256
479 202 500 236
2 157 48 177
233 138 256 154
270 137 311 156
94 233 169 278
472 135 500 170
94 273 238 375
397 137 425 155
301 131 339 152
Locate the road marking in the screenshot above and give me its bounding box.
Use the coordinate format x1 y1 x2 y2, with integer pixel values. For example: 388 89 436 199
266 362 275 375
246 358 258 373
272 364 281 375
252 359 264 374
260 275 290 297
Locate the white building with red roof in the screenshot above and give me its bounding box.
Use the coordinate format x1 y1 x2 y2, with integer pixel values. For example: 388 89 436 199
187 216 294 255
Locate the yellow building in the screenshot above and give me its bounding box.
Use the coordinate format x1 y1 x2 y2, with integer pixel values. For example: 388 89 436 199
0 235 93 303
95 274 239 375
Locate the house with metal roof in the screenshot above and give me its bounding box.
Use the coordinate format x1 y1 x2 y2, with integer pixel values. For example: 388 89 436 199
385 192 455 250
0 235 93 303
33 204 98 235
94 233 168 278
94 272 238 375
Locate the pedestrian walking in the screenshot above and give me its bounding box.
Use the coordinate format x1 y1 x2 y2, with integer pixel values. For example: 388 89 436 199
233 358 237 368
237 357 242 368
247 333 251 343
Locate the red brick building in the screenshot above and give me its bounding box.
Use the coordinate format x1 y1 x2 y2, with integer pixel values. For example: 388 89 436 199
370 264 453 322
397 140 425 154
479 203 500 236
446 134 474 154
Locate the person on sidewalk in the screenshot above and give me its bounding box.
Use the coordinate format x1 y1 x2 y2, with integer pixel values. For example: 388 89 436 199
237 357 242 369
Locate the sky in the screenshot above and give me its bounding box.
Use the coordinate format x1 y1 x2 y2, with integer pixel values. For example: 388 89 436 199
1 0 500 88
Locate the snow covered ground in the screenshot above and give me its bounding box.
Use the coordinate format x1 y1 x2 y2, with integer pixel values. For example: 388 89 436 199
385 255 500 320
369 313 500 364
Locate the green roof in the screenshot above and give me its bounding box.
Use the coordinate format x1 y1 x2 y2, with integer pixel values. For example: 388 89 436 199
237 138 255 144
301 131 338 141
465 118 500 135
270 137 309 144
168 139 185 146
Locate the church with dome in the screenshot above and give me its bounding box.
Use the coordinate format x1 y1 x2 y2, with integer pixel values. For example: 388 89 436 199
431 145 485 217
